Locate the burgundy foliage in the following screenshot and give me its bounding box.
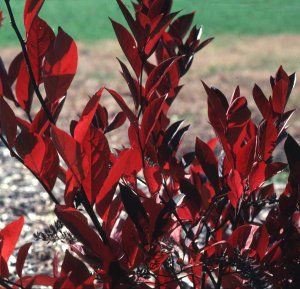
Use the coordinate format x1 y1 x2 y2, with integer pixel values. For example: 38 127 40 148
0 0 299 288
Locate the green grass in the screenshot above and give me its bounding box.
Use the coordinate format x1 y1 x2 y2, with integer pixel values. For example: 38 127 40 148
1 0 300 46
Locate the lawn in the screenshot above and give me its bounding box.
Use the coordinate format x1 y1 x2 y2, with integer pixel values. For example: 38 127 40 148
1 0 300 46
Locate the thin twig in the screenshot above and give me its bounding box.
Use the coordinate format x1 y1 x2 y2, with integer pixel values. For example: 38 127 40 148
79 188 110 246
3 0 54 123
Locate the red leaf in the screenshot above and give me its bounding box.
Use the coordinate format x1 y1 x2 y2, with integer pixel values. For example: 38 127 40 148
118 58 140 109
106 88 137 124
8 52 23 85
258 119 278 161
44 27 78 102
256 226 269 260
179 178 202 215
227 170 243 209
51 125 84 182
169 12 195 39
227 96 251 128
0 57 16 103
145 57 180 99
16 275 55 288
272 67 289 114
203 83 228 134
74 87 104 143
145 12 178 56
60 251 92 286
16 242 32 278
229 224 259 252
249 161 266 192
81 127 110 204
55 206 112 268
116 0 144 46
18 133 47 175
140 96 165 145
195 137 220 191
253 84 272 119
26 17 55 84
16 132 59 191
24 0 45 33
120 184 150 244
122 219 143 269
110 19 142 77
96 148 142 217
105 111 126 133
0 97 17 148
235 137 256 178
0 217 24 262
144 164 162 194
16 59 33 111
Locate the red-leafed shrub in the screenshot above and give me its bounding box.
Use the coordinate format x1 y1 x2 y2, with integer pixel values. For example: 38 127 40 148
0 0 299 288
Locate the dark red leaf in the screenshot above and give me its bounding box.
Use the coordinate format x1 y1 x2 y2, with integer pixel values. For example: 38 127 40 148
26 17 55 84
16 131 59 191
195 137 220 191
116 0 144 45
118 58 140 108
44 27 78 102
0 57 16 103
272 66 289 114
110 19 142 77
145 12 178 56
229 224 259 251
96 148 142 217
74 87 104 143
54 206 112 268
144 164 162 195
16 59 33 111
203 82 227 135
284 134 300 185
51 125 84 182
61 250 92 286
16 242 32 278
0 216 24 262
105 111 126 133
152 198 175 241
0 97 17 148
169 12 195 39
235 137 256 178
81 127 110 204
195 37 214 52
106 88 137 124
122 219 143 269
179 178 202 213
227 96 251 128
120 184 150 244
140 96 165 145
227 170 243 209
253 84 272 119
145 57 180 99
256 226 269 260
24 0 45 33
258 119 278 161
249 161 267 192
